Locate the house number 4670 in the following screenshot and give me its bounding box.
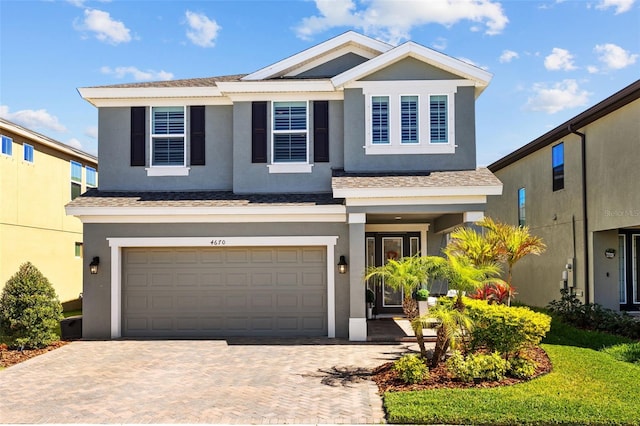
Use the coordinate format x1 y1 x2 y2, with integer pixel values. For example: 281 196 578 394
210 239 226 246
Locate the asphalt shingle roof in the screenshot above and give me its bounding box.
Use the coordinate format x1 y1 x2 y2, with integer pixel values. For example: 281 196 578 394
88 74 247 89
331 167 501 190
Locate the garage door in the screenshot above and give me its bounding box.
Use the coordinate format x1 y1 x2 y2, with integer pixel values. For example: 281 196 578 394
122 246 327 337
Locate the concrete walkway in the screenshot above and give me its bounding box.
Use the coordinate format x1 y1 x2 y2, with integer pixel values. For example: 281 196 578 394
0 339 415 424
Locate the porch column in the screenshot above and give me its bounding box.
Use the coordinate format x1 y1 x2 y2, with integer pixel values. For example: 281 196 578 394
348 213 367 341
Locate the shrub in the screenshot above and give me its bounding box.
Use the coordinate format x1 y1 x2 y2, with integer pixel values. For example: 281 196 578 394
446 350 509 382
602 342 640 364
466 298 551 358
415 288 429 301
393 354 429 384
508 356 537 379
0 262 63 349
548 289 640 339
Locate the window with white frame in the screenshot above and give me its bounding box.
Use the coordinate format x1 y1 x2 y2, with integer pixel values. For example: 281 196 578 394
85 166 97 188
361 82 456 155
1 135 12 156
518 187 526 227
151 106 185 166
70 160 82 200
272 101 308 163
23 143 34 163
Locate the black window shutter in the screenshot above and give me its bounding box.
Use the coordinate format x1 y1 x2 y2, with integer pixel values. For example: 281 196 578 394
190 106 206 166
252 101 267 163
130 107 146 166
313 101 329 162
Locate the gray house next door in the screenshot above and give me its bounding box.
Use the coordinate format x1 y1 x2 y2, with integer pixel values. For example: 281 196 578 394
121 246 327 337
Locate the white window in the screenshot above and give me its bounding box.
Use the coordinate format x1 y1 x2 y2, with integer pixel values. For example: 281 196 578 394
268 101 312 174
86 166 97 188
361 81 457 155
23 143 34 162
1 135 12 156
151 106 185 167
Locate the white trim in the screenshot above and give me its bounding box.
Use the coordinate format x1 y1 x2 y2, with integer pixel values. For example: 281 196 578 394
242 31 392 81
145 166 190 176
619 234 627 304
83 97 233 108
364 144 456 155
344 195 488 207
217 80 336 94
348 317 367 341
107 236 339 339
225 92 344 102
150 105 186 168
283 44 381 77
348 213 367 224
78 86 224 105
464 211 485 223
267 163 313 174
70 213 347 224
332 41 492 94
335 185 503 199
634 235 639 304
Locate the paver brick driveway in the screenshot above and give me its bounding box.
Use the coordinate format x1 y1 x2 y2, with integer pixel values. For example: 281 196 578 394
0 339 411 424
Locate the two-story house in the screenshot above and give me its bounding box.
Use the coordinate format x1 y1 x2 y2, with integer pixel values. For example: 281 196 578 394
67 31 502 341
486 80 640 312
1 118 98 305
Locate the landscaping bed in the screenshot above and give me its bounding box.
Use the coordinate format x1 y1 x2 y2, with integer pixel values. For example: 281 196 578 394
0 341 68 369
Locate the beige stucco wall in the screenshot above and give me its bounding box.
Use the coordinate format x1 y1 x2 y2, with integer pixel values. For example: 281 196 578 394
486 96 640 309
0 125 97 303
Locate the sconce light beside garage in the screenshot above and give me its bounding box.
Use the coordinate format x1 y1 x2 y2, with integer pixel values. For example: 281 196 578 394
604 248 616 259
337 255 348 274
89 257 100 274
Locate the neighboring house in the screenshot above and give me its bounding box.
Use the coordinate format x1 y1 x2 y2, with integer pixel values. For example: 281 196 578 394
67 31 502 341
486 80 640 312
1 118 98 304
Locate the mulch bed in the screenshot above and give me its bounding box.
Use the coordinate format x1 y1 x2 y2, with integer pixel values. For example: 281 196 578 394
372 346 552 392
0 341 69 368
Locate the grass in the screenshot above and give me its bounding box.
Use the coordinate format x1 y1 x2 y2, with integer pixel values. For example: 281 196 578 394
383 316 640 425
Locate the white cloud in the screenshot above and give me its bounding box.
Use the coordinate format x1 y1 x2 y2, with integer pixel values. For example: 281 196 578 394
587 65 599 74
0 105 67 132
101 66 174 81
295 0 508 44
185 11 221 48
75 9 131 44
85 126 98 139
596 0 635 14
499 49 519 63
431 37 447 51
67 138 83 150
525 79 591 114
544 48 577 71
594 43 638 70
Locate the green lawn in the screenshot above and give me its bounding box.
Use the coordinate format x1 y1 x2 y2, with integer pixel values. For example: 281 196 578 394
383 318 640 425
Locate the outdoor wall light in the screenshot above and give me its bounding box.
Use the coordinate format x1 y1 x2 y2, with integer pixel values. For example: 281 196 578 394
89 257 100 274
604 248 616 259
337 255 348 274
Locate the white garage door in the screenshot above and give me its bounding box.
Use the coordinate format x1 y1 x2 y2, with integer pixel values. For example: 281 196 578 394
122 246 327 337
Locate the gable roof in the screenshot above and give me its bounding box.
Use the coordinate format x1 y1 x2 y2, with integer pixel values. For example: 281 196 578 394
489 79 640 172
241 31 392 81
331 41 492 97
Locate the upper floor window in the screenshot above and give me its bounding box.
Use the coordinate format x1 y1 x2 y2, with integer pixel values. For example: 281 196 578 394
151 106 185 167
518 187 526 227
86 166 97 188
23 143 34 163
70 160 82 200
400 95 418 144
362 82 456 155
272 101 308 163
552 142 564 191
372 96 389 144
1 135 12 156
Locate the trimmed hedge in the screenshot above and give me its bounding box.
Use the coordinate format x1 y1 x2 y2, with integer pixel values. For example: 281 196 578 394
466 298 551 358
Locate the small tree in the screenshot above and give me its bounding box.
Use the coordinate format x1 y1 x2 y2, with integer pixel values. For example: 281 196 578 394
0 262 63 349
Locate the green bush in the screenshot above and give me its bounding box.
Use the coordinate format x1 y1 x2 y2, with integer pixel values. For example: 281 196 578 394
466 298 551 358
602 342 640 364
548 289 640 339
415 288 429 301
0 262 63 349
393 354 429 384
508 356 538 379
446 350 509 382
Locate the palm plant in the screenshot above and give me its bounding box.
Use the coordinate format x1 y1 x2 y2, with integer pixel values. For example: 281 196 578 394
424 302 474 368
365 256 438 357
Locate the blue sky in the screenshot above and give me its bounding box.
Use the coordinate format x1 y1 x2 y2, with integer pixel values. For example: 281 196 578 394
1 0 638 165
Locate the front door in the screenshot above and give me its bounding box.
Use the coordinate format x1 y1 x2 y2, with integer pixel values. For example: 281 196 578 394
366 232 421 315
619 232 640 311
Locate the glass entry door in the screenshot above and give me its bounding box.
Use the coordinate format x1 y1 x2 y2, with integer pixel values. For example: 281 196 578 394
366 232 420 315
619 232 640 311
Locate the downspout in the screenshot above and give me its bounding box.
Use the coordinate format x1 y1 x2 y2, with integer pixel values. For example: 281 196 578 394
568 124 589 304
